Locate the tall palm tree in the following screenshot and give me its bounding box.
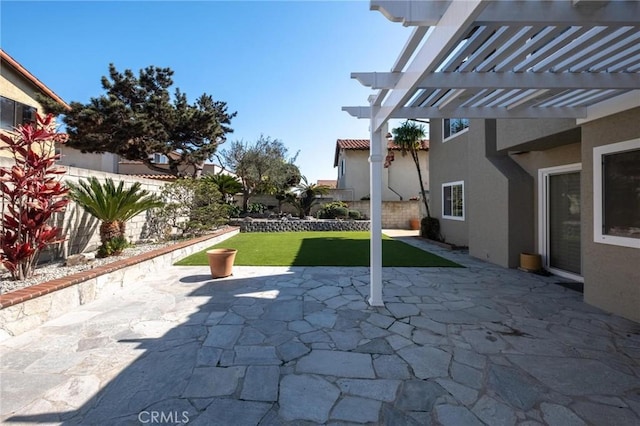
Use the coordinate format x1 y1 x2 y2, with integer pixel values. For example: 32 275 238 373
67 177 164 249
392 120 430 218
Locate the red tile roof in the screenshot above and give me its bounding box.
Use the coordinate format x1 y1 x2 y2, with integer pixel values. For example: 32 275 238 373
336 139 371 150
334 138 429 166
123 174 177 181
317 180 337 189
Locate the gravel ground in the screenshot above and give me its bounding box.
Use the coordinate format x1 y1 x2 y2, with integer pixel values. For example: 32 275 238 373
0 242 174 295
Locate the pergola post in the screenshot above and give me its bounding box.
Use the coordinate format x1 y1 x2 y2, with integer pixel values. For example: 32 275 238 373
368 97 386 307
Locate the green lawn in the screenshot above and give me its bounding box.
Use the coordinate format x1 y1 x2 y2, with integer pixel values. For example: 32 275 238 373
175 231 461 267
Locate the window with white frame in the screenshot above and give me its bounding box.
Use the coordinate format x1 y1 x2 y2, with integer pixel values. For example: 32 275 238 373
593 139 640 248
152 153 168 164
443 118 469 141
340 158 346 177
442 181 464 220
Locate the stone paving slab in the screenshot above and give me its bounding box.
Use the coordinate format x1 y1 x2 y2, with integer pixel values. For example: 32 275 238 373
1 238 639 425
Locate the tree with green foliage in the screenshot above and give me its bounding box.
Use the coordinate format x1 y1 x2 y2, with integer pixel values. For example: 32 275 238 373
220 136 300 212
67 177 163 256
40 64 236 178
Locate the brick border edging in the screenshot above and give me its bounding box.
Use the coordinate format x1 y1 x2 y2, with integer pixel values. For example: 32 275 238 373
0 227 239 310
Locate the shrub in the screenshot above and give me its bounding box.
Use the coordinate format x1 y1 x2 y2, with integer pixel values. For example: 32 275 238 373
318 201 349 219
421 216 443 241
348 210 361 220
156 178 226 237
97 236 130 258
247 203 266 214
0 114 70 280
222 203 242 218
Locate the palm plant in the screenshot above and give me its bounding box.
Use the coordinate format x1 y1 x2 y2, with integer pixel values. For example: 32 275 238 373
67 177 164 255
392 120 441 240
392 120 430 217
287 176 330 218
203 173 243 203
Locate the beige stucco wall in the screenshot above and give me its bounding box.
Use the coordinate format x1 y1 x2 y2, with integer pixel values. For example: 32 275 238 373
0 64 48 158
336 149 429 202
580 107 640 323
0 65 43 111
337 150 373 201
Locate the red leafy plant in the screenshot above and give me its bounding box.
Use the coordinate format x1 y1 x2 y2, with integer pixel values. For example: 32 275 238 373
0 113 70 280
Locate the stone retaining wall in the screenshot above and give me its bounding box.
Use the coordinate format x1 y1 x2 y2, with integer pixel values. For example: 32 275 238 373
0 227 239 340
229 219 370 232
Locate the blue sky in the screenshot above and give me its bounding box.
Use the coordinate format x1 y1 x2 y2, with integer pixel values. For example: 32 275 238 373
1 1 410 182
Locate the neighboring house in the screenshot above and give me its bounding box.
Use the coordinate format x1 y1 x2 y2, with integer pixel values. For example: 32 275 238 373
56 144 120 173
333 138 429 202
316 179 337 189
345 0 640 321
0 49 70 154
118 152 229 180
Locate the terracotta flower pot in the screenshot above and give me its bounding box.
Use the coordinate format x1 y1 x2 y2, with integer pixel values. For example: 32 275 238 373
206 248 238 278
409 218 420 230
520 253 542 272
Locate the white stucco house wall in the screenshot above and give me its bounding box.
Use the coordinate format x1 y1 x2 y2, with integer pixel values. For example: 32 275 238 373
333 138 429 202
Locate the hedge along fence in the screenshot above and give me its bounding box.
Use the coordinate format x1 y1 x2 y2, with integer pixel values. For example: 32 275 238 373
0 157 167 263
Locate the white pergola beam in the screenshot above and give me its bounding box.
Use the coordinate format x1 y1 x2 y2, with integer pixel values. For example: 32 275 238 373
475 1 638 26
373 0 639 27
371 0 449 26
371 26 429 108
351 72 402 90
372 0 488 131
355 71 640 90
345 105 588 119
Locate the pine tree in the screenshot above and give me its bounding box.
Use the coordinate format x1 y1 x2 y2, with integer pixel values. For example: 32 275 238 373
40 64 236 178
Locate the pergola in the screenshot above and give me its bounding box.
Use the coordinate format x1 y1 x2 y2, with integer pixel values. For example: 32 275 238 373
343 0 640 306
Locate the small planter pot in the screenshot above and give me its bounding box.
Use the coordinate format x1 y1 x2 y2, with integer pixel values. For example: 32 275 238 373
206 248 238 278
409 218 420 230
520 253 542 272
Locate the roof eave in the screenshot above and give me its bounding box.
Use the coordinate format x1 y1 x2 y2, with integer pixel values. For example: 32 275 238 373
0 49 71 111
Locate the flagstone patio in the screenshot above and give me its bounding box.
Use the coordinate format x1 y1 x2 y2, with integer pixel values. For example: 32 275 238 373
1 235 639 425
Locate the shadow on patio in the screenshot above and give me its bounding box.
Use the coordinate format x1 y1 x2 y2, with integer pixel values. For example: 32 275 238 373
2 261 640 425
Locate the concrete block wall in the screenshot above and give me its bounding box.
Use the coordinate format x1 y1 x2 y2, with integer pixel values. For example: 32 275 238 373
229 219 370 233
347 200 421 229
0 158 167 261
